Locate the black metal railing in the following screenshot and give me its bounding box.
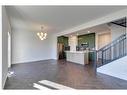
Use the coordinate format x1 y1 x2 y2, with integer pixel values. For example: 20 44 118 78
96 33 127 67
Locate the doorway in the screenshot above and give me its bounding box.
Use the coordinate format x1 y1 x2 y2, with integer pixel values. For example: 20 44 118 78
98 32 111 49
8 32 11 68
57 36 69 60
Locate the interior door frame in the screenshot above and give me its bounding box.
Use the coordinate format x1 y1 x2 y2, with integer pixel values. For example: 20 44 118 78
8 31 11 68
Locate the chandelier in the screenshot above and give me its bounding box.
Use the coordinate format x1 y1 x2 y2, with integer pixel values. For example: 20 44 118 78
37 26 47 40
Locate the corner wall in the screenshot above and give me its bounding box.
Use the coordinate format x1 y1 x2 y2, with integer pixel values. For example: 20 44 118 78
2 6 11 88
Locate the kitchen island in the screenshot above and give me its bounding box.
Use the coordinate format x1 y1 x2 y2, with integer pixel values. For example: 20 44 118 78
65 50 89 65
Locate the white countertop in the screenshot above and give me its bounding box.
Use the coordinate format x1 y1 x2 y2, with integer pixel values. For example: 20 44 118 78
65 50 88 53
66 50 89 65
65 50 95 53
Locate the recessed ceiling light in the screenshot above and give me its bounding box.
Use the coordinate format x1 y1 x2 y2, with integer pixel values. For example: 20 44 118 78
88 31 90 33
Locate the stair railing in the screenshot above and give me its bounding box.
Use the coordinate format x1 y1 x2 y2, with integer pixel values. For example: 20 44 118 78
96 33 127 67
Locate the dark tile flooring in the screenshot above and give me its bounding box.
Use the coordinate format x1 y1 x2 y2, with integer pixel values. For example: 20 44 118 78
4 59 127 89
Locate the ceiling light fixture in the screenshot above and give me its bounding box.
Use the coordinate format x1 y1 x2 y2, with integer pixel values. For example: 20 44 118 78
37 26 47 40
88 31 90 33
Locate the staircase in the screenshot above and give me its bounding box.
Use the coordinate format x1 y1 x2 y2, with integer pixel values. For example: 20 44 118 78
96 33 127 67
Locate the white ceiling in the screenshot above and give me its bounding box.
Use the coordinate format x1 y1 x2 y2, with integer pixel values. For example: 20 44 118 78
6 6 127 34
64 23 111 37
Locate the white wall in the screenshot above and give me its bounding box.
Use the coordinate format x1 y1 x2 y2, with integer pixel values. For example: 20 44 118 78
2 6 11 88
50 34 57 60
68 36 78 51
110 24 126 41
12 28 56 64
95 30 111 50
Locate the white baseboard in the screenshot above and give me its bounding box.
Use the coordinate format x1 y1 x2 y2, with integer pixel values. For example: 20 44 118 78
12 59 57 64
2 72 8 89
